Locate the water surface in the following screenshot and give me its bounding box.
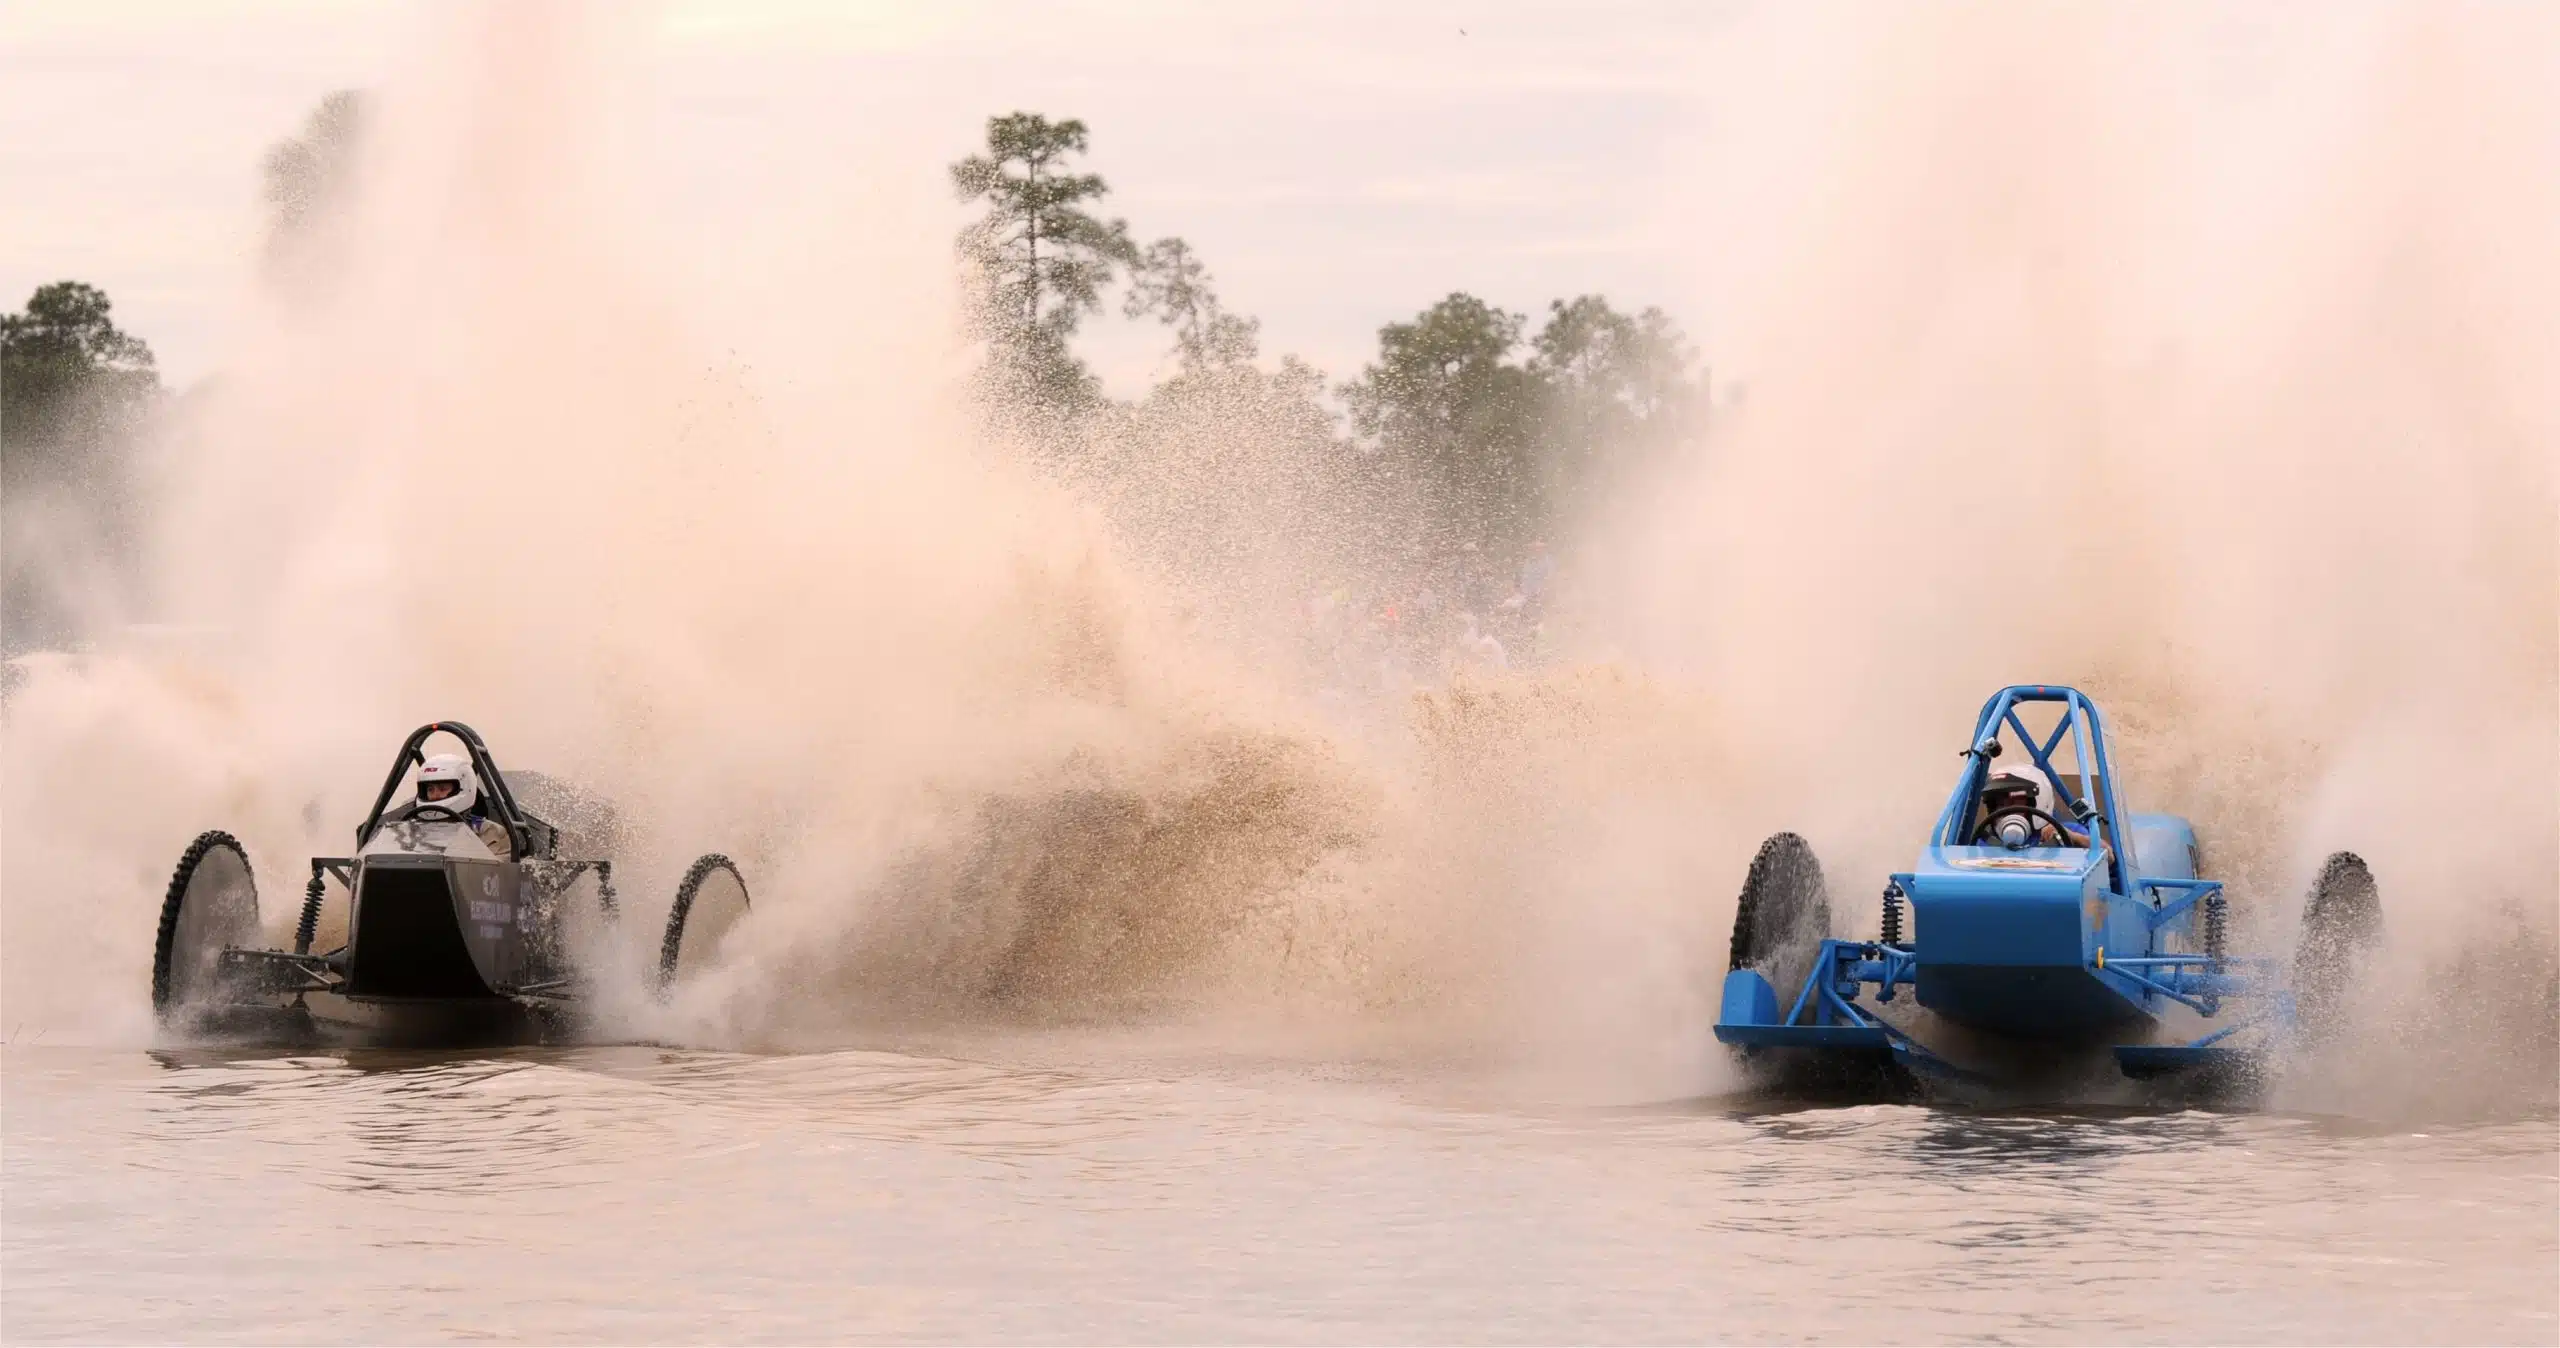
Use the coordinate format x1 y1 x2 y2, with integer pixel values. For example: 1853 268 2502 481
6 1041 2553 1343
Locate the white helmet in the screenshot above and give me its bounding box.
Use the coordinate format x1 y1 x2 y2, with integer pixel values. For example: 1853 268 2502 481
1982 758 2048 849
1983 759 2045 809
416 752 481 815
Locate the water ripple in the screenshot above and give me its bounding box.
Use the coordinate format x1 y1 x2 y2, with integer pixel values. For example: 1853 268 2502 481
6 1042 2553 1344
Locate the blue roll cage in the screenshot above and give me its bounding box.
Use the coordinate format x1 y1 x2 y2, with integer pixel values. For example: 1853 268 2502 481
1936 686 2231 939
1940 685 2125 886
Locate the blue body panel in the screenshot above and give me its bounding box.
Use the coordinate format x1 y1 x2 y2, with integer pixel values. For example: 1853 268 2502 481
1905 845 2152 1038
2124 814 2199 882
1916 963 2152 1037
1719 967 1779 1027
1904 846 2095 966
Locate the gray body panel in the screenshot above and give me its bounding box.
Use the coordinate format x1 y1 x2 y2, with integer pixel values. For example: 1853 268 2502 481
343 854 526 1000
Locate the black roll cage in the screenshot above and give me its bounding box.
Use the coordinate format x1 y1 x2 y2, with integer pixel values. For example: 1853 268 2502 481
355 721 554 859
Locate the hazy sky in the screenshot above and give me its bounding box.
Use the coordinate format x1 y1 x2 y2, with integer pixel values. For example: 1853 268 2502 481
1 0 1731 395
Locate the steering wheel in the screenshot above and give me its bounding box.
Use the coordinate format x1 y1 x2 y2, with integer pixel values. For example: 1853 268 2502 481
1973 806 2073 848
408 804 462 823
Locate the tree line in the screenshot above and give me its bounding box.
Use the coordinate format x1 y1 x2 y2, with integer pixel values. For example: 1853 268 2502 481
0 91 368 654
0 280 162 652
2 96 1710 655
950 111 1707 565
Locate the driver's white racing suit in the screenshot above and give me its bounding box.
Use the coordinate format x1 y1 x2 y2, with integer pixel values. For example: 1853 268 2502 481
468 815 513 860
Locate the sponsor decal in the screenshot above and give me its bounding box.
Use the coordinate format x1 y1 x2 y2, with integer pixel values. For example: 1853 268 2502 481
389 820 450 854
1945 854 2079 871
468 899 514 924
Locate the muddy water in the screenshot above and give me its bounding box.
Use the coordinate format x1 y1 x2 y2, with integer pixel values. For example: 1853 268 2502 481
5 1041 2552 1344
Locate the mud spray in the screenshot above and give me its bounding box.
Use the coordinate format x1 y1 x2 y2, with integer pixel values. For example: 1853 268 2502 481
3 3 2550 1115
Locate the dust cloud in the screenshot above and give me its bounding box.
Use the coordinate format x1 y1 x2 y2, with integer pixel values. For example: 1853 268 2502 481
3 3 2550 1113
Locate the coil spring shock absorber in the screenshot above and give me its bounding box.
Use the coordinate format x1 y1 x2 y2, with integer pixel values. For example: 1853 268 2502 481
294 864 327 955
2203 891 2228 970
1879 881 1906 947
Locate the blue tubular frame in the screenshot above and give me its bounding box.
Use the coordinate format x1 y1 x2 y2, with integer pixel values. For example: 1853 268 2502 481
1721 937 1969 1076
1781 939 1921 1027
2139 876 2223 928
1733 934 2287 1074
2093 954 2268 1015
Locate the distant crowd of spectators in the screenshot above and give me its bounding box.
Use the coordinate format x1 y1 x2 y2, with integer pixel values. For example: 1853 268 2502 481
1302 540 1560 700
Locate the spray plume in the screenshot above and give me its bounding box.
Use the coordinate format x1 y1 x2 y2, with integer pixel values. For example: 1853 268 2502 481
2 3 2549 1114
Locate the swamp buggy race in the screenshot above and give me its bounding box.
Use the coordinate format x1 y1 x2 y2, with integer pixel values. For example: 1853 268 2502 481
152 721 754 1044
1713 684 2385 1102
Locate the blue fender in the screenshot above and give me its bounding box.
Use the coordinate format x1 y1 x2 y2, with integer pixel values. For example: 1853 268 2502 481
2124 813 2199 880
1720 968 1778 1026
1713 958 1896 1051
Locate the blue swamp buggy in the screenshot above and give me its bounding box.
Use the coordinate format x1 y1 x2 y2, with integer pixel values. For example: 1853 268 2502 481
1714 685 2382 1099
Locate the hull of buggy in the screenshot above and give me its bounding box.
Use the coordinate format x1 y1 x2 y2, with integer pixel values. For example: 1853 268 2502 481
339 854 530 1000
211 852 581 1046
282 991 562 1046
1902 820 2196 1039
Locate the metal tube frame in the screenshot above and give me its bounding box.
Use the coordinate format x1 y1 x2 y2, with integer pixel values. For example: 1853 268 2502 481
1767 935 2289 1062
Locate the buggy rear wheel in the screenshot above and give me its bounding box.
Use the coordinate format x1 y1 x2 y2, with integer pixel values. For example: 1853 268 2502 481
2295 851 2381 1037
153 831 261 1025
1727 832 1832 1016
659 854 750 991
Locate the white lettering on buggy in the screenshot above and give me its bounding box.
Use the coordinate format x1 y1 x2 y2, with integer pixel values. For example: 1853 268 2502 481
469 900 513 924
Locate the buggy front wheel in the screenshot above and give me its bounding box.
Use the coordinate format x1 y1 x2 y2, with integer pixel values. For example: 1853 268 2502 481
153 831 261 1027
1726 832 1833 1014
659 854 750 992
2295 851 2381 1039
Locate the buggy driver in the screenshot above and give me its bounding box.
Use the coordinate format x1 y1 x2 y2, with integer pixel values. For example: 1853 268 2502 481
1974 765 2090 850
393 752 514 860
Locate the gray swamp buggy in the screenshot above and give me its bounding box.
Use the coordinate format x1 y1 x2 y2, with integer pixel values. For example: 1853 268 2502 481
153 721 754 1044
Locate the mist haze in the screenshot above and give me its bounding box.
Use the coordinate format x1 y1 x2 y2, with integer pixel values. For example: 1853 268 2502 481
4 0 2553 1117
7 5 2558 1342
